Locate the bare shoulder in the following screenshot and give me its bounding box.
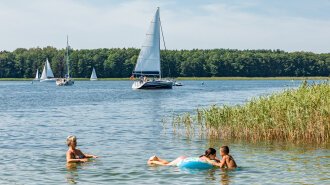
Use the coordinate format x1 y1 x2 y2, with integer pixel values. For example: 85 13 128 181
223 155 230 160
228 155 235 160
66 149 74 157
228 155 237 168
227 155 236 163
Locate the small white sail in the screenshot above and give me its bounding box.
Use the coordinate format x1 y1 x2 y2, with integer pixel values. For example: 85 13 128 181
40 58 54 79
35 69 40 80
40 64 47 80
133 8 160 76
90 67 98 80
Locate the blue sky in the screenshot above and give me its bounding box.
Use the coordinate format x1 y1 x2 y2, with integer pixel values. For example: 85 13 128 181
0 0 329 53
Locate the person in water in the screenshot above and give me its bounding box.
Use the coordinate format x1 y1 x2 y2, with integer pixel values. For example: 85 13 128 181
147 148 220 166
66 136 99 163
201 146 237 169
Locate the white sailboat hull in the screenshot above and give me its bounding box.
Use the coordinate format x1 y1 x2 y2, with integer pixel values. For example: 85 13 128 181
40 78 57 82
90 78 98 81
132 80 172 89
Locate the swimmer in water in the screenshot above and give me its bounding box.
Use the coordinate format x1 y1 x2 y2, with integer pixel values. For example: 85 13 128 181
66 136 99 163
147 148 219 166
201 146 237 169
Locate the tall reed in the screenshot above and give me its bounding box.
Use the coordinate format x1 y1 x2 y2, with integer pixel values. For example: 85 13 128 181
171 82 329 143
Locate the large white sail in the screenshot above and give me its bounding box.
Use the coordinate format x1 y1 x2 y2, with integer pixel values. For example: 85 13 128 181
90 67 97 80
133 8 160 76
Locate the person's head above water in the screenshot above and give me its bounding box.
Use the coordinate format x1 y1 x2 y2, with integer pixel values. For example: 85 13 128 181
66 136 77 147
220 146 229 156
200 148 217 159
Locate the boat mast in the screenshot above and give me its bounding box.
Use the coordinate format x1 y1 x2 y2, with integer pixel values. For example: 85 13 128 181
158 7 161 79
45 58 48 77
66 35 70 78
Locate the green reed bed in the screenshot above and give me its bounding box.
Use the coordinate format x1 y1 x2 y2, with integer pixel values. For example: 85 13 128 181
0 78 34 81
175 76 329 80
170 82 329 143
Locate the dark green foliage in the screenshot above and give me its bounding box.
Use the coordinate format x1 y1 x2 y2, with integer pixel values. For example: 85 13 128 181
0 47 329 78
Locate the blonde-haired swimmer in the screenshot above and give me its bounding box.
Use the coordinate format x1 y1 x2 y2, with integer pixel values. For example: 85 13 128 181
66 136 99 163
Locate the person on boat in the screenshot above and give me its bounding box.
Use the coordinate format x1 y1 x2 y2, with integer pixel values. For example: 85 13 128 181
147 148 220 166
201 146 237 169
66 135 99 163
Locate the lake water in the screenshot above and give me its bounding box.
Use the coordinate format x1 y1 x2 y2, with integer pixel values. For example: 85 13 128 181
0 80 329 184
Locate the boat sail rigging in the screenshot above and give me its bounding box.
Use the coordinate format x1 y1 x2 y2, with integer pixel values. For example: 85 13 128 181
131 7 172 89
56 36 74 86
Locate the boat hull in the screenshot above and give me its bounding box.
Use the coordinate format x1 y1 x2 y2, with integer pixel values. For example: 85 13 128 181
173 83 183 86
132 80 172 89
40 78 57 82
56 79 74 86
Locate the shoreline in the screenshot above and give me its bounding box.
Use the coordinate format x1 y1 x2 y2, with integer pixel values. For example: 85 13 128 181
0 76 328 81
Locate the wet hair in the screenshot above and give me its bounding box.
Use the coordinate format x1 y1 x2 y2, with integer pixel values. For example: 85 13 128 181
200 148 216 158
66 135 76 146
220 146 229 154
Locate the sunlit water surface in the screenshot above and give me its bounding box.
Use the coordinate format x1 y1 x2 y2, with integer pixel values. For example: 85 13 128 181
0 80 329 184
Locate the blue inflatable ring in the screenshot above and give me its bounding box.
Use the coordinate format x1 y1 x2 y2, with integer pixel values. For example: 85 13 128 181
177 158 214 169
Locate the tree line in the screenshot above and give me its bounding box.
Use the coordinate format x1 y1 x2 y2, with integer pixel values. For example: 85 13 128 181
0 47 329 78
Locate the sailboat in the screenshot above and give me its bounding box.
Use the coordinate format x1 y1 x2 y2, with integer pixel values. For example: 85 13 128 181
40 58 57 82
56 36 74 86
90 67 98 81
33 69 40 81
131 7 173 89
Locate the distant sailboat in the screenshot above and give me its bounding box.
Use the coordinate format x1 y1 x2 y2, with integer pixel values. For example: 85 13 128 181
56 36 74 86
90 67 98 81
40 58 57 82
131 7 172 89
33 69 40 81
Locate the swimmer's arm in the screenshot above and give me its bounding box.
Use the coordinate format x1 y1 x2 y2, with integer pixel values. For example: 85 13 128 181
84 154 100 158
214 157 221 163
76 149 99 158
202 156 226 167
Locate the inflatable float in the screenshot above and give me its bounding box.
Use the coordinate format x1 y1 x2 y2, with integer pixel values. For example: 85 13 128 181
177 157 214 169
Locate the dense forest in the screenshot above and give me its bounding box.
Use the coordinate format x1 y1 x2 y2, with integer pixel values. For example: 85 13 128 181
0 47 329 78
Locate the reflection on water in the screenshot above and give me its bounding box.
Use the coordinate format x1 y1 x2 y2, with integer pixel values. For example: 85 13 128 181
66 162 81 184
217 169 235 185
66 165 79 184
66 161 96 184
0 80 328 184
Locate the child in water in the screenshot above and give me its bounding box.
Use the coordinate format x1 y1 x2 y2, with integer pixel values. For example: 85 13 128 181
201 146 237 169
147 148 220 166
